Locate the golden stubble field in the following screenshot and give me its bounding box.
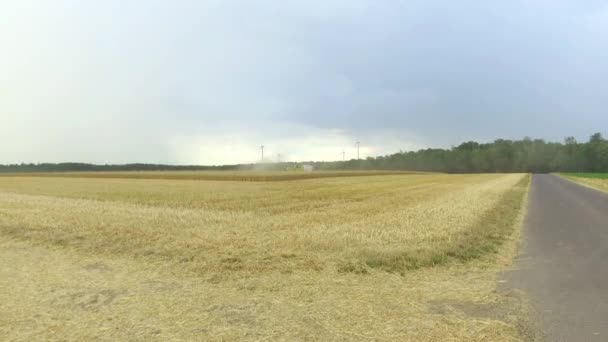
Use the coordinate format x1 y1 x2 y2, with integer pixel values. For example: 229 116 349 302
0 172 532 341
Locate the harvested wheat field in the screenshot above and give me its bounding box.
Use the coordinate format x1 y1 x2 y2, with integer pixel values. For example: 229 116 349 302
0 173 533 341
0 170 426 182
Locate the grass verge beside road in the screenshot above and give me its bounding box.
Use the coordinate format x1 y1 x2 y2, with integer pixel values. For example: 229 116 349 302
560 173 608 193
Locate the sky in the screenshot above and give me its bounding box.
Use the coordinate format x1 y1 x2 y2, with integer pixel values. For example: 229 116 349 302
1 0 607 165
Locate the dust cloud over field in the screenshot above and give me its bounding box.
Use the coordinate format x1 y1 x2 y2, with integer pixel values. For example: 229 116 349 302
0 173 532 341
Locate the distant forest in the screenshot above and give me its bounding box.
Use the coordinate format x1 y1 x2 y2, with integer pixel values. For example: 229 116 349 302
315 132 608 173
0 163 239 173
2 132 607 174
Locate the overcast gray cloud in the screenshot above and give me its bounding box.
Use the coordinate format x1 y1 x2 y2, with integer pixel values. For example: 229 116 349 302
1 0 607 164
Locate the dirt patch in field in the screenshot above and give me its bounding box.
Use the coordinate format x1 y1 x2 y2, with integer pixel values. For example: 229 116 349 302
428 289 545 341
51 288 123 311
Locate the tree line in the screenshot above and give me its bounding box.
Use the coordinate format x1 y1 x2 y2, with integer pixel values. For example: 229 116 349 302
1 133 607 174
313 132 608 173
0 162 239 173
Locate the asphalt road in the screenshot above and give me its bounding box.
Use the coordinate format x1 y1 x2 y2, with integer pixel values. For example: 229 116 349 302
506 174 608 341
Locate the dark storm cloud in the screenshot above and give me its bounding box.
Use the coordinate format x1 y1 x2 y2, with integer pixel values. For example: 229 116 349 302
257 1 608 143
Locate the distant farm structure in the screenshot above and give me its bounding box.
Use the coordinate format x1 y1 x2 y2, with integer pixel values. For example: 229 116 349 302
283 163 314 172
